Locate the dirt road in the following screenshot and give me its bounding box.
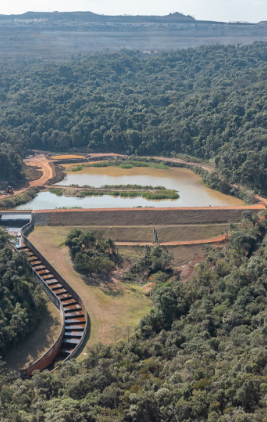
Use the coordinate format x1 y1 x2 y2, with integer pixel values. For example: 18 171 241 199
115 233 228 247
0 155 54 200
24 155 54 187
153 156 213 173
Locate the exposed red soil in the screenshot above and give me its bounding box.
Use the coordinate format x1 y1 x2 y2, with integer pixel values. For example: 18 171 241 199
51 155 85 160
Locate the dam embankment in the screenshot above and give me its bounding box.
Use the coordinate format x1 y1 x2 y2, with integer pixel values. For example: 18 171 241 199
32 206 264 227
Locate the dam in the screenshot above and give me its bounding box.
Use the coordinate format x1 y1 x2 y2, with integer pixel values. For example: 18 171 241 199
0 202 263 374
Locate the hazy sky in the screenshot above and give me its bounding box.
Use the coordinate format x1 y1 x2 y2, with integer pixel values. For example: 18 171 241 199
0 0 266 23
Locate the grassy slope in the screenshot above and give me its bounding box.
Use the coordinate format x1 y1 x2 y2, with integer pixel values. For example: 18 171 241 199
3 295 61 372
81 224 231 243
28 227 152 358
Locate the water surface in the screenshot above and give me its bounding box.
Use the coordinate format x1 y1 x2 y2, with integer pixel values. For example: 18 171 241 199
16 166 245 210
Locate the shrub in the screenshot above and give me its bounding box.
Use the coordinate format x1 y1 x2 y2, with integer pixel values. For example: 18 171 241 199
49 188 63 196
90 162 111 167
72 165 83 172
119 164 134 169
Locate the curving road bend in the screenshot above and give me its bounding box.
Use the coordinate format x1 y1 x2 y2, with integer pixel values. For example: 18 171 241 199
0 155 54 200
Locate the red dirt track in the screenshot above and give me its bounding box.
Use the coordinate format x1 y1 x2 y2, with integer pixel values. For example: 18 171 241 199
0 155 54 200
116 233 228 247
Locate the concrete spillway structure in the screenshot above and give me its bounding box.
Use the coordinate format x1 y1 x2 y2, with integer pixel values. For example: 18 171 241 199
0 211 88 376
17 242 88 375
0 212 32 244
0 212 32 226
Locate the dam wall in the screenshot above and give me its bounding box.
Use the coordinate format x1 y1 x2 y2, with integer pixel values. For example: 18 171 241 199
32 206 263 227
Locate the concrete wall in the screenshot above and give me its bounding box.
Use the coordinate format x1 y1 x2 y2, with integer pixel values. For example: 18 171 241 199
20 219 65 376
33 207 262 227
20 216 89 375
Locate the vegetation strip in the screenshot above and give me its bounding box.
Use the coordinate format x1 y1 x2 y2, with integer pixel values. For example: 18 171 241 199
79 189 179 200
80 160 170 170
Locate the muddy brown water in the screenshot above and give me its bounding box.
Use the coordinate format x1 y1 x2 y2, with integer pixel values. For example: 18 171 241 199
16 167 245 210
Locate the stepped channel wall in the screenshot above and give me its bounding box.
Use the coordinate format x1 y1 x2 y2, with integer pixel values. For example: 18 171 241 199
20 216 89 375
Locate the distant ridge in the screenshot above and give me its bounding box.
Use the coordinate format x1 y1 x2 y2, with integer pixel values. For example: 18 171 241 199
0 11 195 23
0 10 264 59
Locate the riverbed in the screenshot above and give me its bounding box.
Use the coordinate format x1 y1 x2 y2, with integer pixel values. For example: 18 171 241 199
16 166 245 210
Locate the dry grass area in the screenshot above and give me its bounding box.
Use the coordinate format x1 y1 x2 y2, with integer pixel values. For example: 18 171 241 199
28 227 152 358
156 223 231 242
3 296 61 372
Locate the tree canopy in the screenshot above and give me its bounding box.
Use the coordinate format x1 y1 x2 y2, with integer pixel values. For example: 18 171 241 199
0 229 45 357
2 43 267 192
2 217 267 420
65 228 117 274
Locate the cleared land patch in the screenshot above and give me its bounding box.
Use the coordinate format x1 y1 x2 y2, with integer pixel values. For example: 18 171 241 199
3 295 61 372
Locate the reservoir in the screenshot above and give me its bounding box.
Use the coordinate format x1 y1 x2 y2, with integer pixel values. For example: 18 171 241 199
17 166 245 210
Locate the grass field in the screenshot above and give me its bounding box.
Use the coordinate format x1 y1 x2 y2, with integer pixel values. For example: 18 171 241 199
37 223 230 244
3 295 61 372
28 227 153 358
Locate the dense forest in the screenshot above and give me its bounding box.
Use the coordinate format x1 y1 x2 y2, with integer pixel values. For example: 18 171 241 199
0 229 45 357
1 43 267 192
2 213 267 420
65 228 117 274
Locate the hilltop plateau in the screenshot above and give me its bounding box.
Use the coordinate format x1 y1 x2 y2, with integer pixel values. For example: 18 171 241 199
0 11 267 58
